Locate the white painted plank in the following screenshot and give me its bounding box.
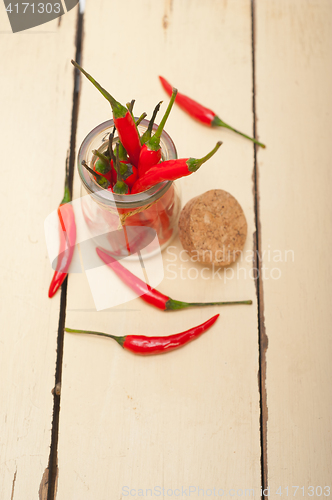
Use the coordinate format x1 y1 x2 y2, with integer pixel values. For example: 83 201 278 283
0 7 77 499
58 0 262 497
255 0 332 495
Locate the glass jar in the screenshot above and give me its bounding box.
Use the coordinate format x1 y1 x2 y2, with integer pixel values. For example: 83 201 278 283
77 119 181 259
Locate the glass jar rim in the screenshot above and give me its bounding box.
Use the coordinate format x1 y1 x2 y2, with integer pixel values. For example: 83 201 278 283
77 118 177 209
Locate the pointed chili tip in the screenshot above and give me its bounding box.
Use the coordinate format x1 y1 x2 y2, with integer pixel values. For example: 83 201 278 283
48 281 59 298
159 76 172 89
205 313 220 328
207 313 220 324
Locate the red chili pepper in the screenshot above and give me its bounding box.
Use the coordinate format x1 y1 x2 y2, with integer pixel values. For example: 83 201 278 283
138 88 177 177
72 61 142 166
159 76 266 148
96 248 252 310
48 180 77 298
65 314 219 355
131 141 222 194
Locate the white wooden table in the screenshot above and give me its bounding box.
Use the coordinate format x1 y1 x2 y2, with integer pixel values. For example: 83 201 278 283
1 1 331 499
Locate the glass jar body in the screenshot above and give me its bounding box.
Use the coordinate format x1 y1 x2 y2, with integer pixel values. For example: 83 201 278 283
77 119 181 258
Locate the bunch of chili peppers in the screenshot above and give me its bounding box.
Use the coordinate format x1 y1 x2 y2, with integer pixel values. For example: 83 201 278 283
72 61 222 195
62 62 255 355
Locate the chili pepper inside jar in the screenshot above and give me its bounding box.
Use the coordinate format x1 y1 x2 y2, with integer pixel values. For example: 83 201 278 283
77 119 181 258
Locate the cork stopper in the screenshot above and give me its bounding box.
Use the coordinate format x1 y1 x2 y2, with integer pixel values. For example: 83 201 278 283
178 189 247 267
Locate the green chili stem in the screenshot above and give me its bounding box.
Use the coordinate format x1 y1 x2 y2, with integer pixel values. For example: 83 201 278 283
117 141 128 162
92 149 110 168
81 160 104 180
71 60 126 118
126 100 135 114
82 161 109 188
148 101 163 134
166 298 252 310
187 141 223 172
65 328 125 347
140 101 163 145
109 127 117 163
136 112 147 126
113 144 129 194
212 116 266 148
115 144 122 181
153 88 177 142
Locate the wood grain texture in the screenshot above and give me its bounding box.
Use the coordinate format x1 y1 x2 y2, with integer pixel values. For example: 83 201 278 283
0 7 77 499
255 0 332 495
58 0 262 497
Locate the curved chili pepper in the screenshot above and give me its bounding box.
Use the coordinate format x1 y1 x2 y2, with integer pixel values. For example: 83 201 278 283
159 76 266 148
48 181 77 298
96 248 252 310
72 60 142 165
65 314 219 355
132 141 222 194
138 89 177 177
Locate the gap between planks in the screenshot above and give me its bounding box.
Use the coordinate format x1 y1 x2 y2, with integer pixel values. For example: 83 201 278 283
11 470 17 500
251 0 268 494
46 10 84 500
